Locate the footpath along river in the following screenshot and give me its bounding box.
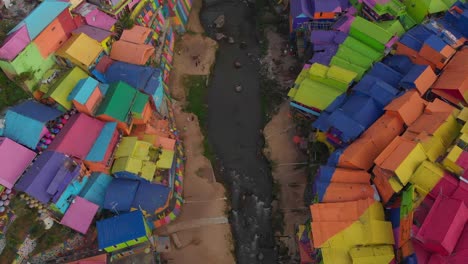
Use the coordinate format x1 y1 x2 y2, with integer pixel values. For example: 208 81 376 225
201 0 277 263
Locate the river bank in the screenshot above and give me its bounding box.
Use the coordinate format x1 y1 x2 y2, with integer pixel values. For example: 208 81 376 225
159 0 235 263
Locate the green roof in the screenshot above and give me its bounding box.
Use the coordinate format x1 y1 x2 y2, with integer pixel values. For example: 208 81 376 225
45 67 88 110
376 20 406 37
330 56 367 81
96 81 137 122
342 37 383 61
131 92 149 116
349 16 394 51
292 78 344 110
335 45 374 69
308 63 357 92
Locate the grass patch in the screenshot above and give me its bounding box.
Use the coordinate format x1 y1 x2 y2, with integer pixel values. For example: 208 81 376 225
0 71 30 111
1 199 37 263
183 75 216 163
31 223 75 256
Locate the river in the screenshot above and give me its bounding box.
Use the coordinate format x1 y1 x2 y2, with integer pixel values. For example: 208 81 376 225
201 0 277 263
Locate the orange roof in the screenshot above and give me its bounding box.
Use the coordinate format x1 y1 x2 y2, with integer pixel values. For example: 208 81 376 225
385 90 426 126
330 168 371 184
120 25 152 44
374 136 416 171
431 89 465 106
321 183 376 203
372 166 396 204
310 198 375 222
339 113 404 170
407 112 451 135
425 98 457 114
432 48 468 103
414 66 437 95
110 40 155 65
311 221 353 248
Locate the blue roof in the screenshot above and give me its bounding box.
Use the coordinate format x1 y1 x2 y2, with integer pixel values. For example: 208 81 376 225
400 65 430 90
353 75 400 107
79 173 113 208
85 122 117 162
317 165 335 183
68 77 100 104
103 178 139 211
399 35 423 52
4 100 62 149
9 1 70 39
407 25 433 43
14 151 75 203
367 62 403 88
327 110 366 143
424 34 447 52
132 182 171 213
312 112 332 132
327 148 343 167
340 95 384 128
97 210 147 249
382 55 415 74
105 62 163 104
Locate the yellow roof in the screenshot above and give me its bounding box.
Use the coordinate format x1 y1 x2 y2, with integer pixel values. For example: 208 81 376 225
457 107 468 122
114 137 138 158
57 33 103 67
349 245 395 264
132 141 152 160
156 149 174 169
46 67 88 110
141 161 157 181
395 143 427 186
410 161 444 203
111 156 143 175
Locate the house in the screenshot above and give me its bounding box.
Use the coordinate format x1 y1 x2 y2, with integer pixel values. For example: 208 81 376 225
112 137 174 185
60 196 99 234
73 2 117 31
105 62 165 111
56 33 104 72
131 0 164 31
72 25 113 53
120 25 154 45
349 16 396 52
289 0 313 32
48 113 106 159
384 90 426 126
361 0 406 21
96 210 152 252
110 40 155 66
84 122 120 173
0 1 76 90
95 81 150 135
66 254 107 264
68 76 104 116
3 100 62 150
79 172 113 208
399 65 437 95
53 174 89 213
132 181 171 214
43 67 89 111
0 137 36 189
103 178 139 211
87 0 133 18
14 151 82 204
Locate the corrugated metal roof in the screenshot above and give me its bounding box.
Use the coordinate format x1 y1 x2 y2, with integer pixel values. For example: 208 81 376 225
97 210 146 249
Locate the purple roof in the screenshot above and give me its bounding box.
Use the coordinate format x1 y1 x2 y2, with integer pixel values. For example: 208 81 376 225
14 151 80 204
315 0 342 13
72 25 112 42
0 25 30 61
310 30 348 44
309 45 339 65
291 0 314 18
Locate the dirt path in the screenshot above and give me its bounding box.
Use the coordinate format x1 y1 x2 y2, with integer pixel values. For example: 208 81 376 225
263 102 309 257
160 0 235 263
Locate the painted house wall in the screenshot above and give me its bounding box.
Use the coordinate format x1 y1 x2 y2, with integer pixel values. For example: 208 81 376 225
96 114 132 135
133 103 152 125
0 43 56 91
84 129 119 173
103 235 148 252
33 10 77 58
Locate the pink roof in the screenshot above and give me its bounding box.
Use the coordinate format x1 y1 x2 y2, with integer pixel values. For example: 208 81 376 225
60 196 98 234
0 137 36 189
84 9 116 31
0 25 31 61
48 113 105 159
416 195 468 256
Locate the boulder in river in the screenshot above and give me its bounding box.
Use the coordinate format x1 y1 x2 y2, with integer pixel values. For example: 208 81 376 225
234 61 242 68
215 33 226 41
228 37 235 44
213 14 225 28
235 85 242 93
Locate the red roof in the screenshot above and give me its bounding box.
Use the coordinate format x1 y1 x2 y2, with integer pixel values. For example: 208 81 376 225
49 113 105 159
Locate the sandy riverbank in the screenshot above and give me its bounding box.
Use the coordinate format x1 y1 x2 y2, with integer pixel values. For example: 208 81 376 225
159 0 235 263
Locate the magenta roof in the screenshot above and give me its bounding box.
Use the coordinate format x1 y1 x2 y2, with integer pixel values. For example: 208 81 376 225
60 196 98 234
0 25 31 61
0 137 36 189
48 113 105 159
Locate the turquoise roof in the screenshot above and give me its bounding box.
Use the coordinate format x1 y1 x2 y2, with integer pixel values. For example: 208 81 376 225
54 176 90 214
79 173 113 208
85 122 117 162
68 77 100 104
9 1 70 40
